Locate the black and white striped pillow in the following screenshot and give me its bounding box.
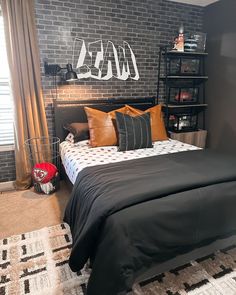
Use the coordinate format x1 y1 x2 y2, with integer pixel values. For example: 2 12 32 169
115 111 153 151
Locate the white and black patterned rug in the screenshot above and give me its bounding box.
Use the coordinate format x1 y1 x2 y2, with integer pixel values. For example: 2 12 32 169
1 223 236 295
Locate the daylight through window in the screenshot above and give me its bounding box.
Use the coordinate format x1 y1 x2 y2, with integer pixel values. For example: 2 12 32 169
0 10 14 146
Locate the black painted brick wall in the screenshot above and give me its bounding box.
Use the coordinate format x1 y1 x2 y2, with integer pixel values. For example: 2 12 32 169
35 0 204 136
0 0 204 183
0 151 16 182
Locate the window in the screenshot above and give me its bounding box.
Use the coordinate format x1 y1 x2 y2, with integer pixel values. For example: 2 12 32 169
0 10 14 146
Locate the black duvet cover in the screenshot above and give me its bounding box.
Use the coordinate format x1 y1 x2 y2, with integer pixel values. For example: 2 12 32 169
64 149 236 295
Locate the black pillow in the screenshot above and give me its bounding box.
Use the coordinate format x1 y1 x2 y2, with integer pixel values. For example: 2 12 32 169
64 122 89 143
115 112 153 151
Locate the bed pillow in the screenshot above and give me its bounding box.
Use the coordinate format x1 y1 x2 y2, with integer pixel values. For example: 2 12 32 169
64 122 89 143
115 112 153 151
65 132 75 143
84 106 128 147
125 104 168 141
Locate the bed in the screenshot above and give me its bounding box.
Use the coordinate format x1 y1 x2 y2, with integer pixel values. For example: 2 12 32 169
55 98 236 295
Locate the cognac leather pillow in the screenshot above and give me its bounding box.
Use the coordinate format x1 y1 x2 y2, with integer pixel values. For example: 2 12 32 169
125 104 168 141
84 106 128 147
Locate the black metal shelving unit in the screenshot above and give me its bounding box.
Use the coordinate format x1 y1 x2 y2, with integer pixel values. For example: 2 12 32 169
157 46 208 134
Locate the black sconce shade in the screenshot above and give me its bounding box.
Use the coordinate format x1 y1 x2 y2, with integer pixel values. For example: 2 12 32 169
65 63 78 81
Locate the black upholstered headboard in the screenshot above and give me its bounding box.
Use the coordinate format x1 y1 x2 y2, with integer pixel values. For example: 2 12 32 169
54 97 156 142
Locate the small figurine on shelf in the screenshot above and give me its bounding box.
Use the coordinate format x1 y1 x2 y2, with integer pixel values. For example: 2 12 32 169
173 24 184 52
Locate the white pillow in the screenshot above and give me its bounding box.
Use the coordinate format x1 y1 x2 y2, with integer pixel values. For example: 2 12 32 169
65 132 74 143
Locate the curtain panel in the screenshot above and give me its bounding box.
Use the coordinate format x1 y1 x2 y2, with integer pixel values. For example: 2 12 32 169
0 0 49 189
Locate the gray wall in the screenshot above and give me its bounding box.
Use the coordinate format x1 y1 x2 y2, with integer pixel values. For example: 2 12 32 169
35 0 203 136
0 0 204 182
0 151 16 182
204 0 236 153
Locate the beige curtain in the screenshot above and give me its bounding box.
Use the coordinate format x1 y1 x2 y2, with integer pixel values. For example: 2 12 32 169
1 0 49 190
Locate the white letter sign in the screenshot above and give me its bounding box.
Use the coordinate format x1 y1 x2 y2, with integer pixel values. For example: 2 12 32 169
72 38 140 81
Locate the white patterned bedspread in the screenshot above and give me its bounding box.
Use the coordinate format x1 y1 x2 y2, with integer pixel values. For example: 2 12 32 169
60 139 200 184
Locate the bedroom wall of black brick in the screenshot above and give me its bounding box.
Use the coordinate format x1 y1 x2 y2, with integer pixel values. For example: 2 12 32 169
35 0 204 136
0 0 204 183
0 151 16 183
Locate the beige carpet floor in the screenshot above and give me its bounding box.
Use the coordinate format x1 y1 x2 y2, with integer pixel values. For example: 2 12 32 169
0 181 70 239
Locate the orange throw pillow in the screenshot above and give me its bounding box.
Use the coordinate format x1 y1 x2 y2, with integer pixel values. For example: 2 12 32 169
126 104 168 141
84 106 128 147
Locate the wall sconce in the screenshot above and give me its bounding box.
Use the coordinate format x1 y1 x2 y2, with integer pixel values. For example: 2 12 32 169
65 64 78 81
44 61 78 100
44 61 78 81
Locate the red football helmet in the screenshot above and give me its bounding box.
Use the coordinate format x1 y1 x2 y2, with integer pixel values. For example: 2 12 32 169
32 162 58 184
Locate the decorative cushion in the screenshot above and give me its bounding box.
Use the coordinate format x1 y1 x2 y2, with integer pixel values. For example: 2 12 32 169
125 104 168 141
115 112 153 151
65 132 75 143
84 106 129 147
64 122 89 143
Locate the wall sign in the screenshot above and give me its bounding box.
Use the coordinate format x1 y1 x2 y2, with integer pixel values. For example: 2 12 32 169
72 39 140 80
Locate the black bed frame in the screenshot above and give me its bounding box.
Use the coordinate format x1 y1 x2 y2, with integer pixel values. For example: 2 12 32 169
54 97 156 143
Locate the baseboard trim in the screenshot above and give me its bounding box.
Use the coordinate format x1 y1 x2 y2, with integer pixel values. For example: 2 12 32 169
0 181 15 192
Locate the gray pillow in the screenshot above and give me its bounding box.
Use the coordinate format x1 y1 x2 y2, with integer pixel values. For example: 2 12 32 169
115 112 153 151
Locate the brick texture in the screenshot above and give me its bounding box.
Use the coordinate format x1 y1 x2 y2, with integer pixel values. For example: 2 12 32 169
0 150 16 182
0 0 204 182
35 0 204 136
